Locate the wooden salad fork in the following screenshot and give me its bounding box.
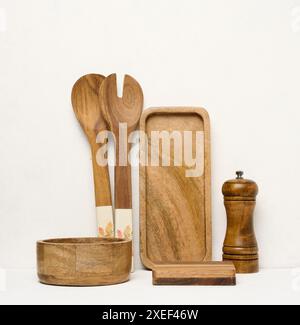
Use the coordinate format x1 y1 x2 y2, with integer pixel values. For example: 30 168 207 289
99 74 143 253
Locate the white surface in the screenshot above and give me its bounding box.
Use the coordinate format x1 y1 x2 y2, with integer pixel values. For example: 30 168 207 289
0 0 300 273
0 268 299 305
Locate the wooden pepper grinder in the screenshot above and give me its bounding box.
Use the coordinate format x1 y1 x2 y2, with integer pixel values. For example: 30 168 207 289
222 171 259 273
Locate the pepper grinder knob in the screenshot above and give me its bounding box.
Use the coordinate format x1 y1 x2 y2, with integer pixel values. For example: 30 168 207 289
236 171 244 179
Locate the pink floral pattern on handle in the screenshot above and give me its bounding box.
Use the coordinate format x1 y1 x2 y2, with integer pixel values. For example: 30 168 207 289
116 225 132 240
96 206 114 238
98 222 113 238
117 229 123 239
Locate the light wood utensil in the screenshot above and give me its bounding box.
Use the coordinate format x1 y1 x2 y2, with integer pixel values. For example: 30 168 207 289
140 107 212 270
99 74 143 245
71 74 113 238
37 238 132 286
152 262 236 286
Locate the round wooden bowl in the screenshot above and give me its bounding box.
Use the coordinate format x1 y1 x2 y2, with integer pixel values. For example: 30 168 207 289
37 237 132 286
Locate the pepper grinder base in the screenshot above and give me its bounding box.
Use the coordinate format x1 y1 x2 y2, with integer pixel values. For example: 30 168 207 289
223 256 259 274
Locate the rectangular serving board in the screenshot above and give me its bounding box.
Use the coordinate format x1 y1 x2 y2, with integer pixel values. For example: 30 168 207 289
140 107 211 270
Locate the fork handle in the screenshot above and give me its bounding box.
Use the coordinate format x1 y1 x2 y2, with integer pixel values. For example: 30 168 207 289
114 143 134 271
115 163 132 239
115 165 132 209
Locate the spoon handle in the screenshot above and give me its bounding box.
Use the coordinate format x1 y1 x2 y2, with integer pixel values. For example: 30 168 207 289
91 142 114 238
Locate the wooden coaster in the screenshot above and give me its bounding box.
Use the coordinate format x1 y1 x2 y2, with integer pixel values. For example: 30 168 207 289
152 262 236 286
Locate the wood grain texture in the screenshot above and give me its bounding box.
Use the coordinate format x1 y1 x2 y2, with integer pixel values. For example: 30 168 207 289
37 238 132 286
222 173 259 273
140 107 212 270
152 262 236 286
71 74 112 208
99 73 143 209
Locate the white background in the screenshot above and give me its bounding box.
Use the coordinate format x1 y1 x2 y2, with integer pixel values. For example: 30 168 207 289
0 0 300 273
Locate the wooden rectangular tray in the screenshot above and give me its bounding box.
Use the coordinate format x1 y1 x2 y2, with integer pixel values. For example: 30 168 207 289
140 107 211 270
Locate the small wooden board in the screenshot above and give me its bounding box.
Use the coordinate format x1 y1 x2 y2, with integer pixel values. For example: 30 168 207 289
152 262 236 286
140 107 211 270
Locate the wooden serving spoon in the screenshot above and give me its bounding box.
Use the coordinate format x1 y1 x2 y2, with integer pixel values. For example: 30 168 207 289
99 74 143 244
71 74 113 238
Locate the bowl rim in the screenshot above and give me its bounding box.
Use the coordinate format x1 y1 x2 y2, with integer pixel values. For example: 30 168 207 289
37 237 132 246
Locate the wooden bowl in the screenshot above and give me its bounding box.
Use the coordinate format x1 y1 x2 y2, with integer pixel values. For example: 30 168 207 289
37 237 132 286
